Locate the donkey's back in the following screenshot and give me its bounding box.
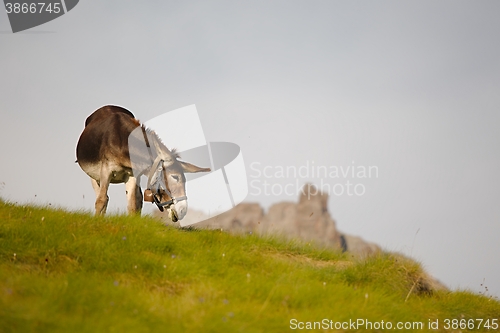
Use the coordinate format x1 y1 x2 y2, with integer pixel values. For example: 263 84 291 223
77 105 138 170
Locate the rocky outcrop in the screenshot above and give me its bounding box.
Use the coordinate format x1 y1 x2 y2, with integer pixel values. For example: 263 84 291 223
156 184 380 256
257 184 343 250
342 234 381 257
192 203 264 233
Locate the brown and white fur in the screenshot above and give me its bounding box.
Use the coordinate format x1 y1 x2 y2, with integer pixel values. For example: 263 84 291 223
76 105 210 219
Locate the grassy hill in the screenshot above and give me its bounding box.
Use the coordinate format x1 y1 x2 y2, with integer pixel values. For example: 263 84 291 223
0 200 499 332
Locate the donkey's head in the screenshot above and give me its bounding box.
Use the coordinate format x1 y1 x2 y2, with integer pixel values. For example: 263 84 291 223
147 139 210 222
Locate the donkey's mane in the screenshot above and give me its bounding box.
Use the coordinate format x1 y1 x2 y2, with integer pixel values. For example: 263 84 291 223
141 124 181 159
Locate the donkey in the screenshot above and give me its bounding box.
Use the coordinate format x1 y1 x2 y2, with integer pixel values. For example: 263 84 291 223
76 105 210 220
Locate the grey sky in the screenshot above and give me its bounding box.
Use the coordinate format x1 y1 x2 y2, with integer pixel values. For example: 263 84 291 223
1 1 499 296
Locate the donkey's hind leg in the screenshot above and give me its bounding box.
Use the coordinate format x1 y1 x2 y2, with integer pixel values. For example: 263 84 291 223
92 167 110 215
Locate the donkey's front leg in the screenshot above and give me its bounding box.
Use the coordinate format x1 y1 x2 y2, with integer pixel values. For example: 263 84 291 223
125 176 143 215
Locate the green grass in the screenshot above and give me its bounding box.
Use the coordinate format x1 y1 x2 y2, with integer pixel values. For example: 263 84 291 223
0 200 499 332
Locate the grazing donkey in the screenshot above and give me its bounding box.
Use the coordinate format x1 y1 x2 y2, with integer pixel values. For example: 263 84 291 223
76 105 210 220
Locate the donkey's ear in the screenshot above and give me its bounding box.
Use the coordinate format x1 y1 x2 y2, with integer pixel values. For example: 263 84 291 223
180 161 211 173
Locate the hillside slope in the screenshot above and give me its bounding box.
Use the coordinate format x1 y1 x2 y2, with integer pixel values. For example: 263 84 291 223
0 200 498 332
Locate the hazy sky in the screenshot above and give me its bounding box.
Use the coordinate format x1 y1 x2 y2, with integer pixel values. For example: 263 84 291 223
1 1 499 297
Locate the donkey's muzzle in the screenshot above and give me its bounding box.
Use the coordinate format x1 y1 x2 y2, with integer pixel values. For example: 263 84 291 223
170 209 179 222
